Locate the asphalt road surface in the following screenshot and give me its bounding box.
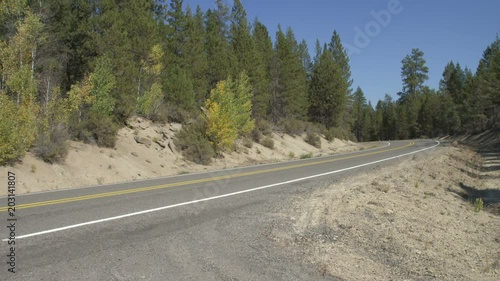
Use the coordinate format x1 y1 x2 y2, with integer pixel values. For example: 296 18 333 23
0 140 439 280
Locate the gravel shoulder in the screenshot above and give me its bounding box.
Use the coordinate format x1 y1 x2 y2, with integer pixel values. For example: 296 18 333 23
271 143 500 280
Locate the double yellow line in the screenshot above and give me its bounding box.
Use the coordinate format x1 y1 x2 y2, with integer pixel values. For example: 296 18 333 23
1 142 414 212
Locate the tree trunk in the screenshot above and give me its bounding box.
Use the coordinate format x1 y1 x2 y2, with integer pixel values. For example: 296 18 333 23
31 47 36 80
45 77 50 108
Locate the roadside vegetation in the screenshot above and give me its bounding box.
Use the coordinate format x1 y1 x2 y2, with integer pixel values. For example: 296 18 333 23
1 1 499 166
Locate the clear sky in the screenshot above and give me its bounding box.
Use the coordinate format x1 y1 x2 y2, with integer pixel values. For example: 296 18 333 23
184 0 500 104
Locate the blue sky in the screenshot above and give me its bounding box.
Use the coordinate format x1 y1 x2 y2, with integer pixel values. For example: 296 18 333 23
184 0 500 104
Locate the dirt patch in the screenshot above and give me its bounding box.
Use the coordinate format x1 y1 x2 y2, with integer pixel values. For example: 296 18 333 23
271 144 500 280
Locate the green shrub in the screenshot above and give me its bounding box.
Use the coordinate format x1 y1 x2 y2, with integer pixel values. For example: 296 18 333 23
283 119 306 136
261 137 274 149
174 119 214 165
251 128 263 142
165 103 192 124
474 198 484 212
138 82 165 121
322 126 353 141
33 124 69 163
288 152 295 158
73 114 118 148
243 138 253 148
256 119 273 136
300 152 313 159
323 128 335 142
305 129 321 148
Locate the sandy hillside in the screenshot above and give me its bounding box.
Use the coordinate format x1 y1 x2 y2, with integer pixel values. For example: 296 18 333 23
270 143 500 280
0 116 363 196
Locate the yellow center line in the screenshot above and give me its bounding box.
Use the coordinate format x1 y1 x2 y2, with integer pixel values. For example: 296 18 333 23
1 142 415 211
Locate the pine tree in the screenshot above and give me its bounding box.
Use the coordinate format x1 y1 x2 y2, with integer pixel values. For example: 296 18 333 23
374 100 384 140
328 30 353 130
251 19 273 120
351 87 367 141
365 101 377 140
94 0 158 119
185 5 209 104
309 45 345 127
164 65 196 113
436 92 460 135
166 0 186 66
400 48 429 102
39 0 95 91
298 39 312 77
439 61 468 132
205 1 232 89
328 30 353 93
418 87 439 137
475 37 500 129
399 48 429 138
439 61 465 105
271 26 308 121
230 0 254 75
381 95 397 140
313 39 322 65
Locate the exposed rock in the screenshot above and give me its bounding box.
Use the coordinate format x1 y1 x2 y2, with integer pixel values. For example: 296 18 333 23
154 126 167 134
131 152 139 157
169 123 182 132
155 140 166 148
134 136 152 148
168 140 176 153
125 119 134 129
138 122 149 130
154 127 170 139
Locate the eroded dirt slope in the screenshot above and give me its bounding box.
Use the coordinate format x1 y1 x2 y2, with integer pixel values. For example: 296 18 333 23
0 116 362 196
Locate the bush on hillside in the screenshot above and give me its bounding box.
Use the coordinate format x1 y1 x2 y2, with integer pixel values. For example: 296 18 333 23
283 119 306 136
256 119 273 136
261 137 274 149
174 119 214 165
73 114 118 148
33 124 68 163
305 129 321 148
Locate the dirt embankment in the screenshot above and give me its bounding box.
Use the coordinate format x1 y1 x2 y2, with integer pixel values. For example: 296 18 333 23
271 143 500 280
0 116 363 196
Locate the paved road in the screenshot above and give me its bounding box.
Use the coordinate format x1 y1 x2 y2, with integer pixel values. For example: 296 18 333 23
0 140 438 280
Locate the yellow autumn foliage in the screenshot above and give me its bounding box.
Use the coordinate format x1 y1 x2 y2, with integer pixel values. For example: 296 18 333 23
204 73 255 152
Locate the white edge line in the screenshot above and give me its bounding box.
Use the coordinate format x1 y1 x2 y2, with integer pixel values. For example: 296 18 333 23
3 141 438 241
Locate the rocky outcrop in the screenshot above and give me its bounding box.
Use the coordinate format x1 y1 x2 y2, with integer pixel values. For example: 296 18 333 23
134 136 152 148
